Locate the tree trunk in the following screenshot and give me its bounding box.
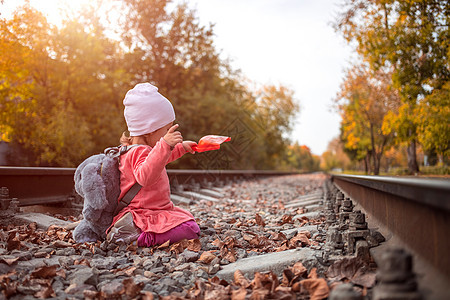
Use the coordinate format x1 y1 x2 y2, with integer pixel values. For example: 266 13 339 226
364 155 369 174
370 124 381 175
407 139 419 174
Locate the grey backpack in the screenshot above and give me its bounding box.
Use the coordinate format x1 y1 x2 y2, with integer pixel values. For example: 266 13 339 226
73 145 141 243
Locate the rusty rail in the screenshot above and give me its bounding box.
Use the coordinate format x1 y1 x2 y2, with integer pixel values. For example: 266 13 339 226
0 166 299 207
332 174 450 278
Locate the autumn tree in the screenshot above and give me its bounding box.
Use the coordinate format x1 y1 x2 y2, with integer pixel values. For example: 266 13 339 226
334 0 450 174
1 1 300 170
416 81 450 165
286 144 320 172
0 5 127 166
336 65 400 174
320 137 352 172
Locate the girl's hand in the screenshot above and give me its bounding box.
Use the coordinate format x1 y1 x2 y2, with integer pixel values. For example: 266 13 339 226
163 124 183 147
182 141 197 154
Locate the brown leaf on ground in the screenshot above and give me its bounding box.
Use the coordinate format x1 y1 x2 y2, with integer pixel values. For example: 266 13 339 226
83 290 99 300
292 262 308 277
157 240 171 249
187 239 202 252
271 232 287 241
255 214 266 227
123 278 144 298
222 247 237 263
55 268 66 279
327 257 376 288
51 240 72 248
0 256 19 266
7 232 21 251
170 239 188 254
250 288 270 300
300 272 329 300
142 291 154 300
204 287 231 300
242 233 254 242
280 214 293 225
126 242 138 252
198 251 217 264
308 268 318 279
273 286 296 300
74 258 91 267
56 230 69 241
34 285 55 299
275 243 289 252
209 276 229 287
282 269 294 286
31 266 57 279
289 232 310 247
251 272 278 293
224 236 238 248
249 235 271 248
291 281 302 292
211 238 224 248
234 270 250 288
231 287 247 300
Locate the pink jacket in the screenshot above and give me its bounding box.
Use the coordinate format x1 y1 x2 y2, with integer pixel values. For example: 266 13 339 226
110 138 194 233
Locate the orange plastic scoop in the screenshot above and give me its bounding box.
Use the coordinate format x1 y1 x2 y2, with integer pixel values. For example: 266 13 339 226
192 135 231 153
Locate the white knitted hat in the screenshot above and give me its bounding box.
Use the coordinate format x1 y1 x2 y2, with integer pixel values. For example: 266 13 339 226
123 83 175 136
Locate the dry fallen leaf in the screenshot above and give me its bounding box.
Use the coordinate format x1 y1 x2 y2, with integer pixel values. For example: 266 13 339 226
327 257 376 288
255 214 266 227
142 291 154 300
0 256 19 266
280 214 293 225
234 270 250 288
198 251 217 264
31 266 57 279
222 248 237 263
292 262 308 277
51 240 72 248
34 285 55 299
273 286 296 300
187 239 202 252
123 278 143 298
300 278 329 300
231 287 247 300
157 240 171 249
290 232 310 247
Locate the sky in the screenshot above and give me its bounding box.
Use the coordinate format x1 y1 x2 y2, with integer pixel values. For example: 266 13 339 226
2 0 355 155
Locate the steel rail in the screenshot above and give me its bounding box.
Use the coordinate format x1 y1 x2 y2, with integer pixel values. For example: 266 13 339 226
332 173 450 278
0 166 299 207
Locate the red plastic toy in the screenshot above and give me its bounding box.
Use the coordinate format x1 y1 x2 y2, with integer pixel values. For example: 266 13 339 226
191 135 231 153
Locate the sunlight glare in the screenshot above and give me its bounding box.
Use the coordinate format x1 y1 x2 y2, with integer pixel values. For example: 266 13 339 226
2 0 92 26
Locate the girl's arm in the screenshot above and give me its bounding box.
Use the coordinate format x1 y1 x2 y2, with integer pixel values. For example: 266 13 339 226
167 142 187 163
129 139 172 186
167 140 197 163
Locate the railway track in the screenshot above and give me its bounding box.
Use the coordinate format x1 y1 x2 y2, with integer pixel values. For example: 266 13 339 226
0 166 298 207
0 168 449 299
332 174 450 300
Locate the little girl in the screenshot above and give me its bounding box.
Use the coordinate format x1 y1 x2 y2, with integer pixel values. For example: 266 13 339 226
106 83 200 247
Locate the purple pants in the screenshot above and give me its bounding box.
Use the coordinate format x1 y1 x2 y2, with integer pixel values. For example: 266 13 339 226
137 220 200 247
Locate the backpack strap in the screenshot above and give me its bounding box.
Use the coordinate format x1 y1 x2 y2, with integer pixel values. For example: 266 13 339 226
113 182 142 216
104 144 143 216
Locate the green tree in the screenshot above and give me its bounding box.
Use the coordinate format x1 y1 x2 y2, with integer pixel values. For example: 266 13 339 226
335 0 450 174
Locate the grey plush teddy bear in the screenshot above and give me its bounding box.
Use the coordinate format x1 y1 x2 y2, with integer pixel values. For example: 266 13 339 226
73 153 119 243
